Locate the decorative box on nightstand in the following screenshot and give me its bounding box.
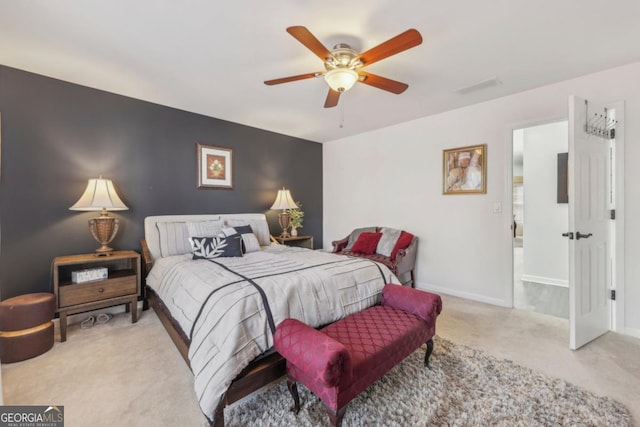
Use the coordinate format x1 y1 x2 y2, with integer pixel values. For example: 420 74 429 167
274 235 314 249
52 250 141 342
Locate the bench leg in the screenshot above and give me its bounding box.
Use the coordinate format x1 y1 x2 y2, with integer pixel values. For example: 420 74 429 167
323 402 347 427
287 379 301 414
424 338 434 369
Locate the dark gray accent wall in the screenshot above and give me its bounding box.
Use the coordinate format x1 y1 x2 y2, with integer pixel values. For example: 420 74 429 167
0 65 322 300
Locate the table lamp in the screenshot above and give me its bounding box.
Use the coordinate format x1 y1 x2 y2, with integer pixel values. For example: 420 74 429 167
270 187 298 238
69 177 128 255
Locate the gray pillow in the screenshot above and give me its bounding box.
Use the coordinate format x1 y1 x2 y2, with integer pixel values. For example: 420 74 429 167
345 227 377 250
186 219 223 238
157 222 191 257
376 227 402 257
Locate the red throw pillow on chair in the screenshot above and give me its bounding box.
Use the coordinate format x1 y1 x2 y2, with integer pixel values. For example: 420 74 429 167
390 231 414 260
351 232 383 255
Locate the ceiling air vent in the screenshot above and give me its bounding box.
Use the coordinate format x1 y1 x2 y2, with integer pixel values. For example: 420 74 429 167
456 77 502 95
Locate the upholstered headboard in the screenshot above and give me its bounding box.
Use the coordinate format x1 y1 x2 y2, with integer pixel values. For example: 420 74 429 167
144 213 269 263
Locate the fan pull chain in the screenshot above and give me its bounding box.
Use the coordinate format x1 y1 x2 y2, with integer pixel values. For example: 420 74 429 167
339 102 345 128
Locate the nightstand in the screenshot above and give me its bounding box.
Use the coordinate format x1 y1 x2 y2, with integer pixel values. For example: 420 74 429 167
53 250 141 342
274 235 314 249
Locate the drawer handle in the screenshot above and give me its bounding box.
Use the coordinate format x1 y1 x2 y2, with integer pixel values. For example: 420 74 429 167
98 288 104 293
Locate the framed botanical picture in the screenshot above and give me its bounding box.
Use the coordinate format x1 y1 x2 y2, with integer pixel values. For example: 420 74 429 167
197 143 233 189
443 144 487 194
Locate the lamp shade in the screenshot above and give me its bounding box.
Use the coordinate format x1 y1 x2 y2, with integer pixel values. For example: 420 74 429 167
270 188 298 210
324 68 359 92
69 178 128 211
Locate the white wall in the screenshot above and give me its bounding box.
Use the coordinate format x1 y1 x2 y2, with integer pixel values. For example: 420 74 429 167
323 61 640 337
522 122 569 286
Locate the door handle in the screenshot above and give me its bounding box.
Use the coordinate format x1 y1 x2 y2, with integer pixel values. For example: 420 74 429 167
562 232 574 240
576 232 593 240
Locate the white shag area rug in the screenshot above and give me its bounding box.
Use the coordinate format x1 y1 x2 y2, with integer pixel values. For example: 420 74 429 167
225 336 632 426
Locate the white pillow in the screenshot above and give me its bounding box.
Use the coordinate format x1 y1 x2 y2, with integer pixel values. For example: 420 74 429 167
376 227 402 257
156 222 191 257
242 234 261 253
225 218 270 246
187 219 223 238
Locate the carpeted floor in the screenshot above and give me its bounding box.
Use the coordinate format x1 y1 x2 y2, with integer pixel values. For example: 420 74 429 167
2 303 636 426
226 337 632 426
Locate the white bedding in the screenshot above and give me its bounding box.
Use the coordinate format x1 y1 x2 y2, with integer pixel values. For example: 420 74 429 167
146 244 398 421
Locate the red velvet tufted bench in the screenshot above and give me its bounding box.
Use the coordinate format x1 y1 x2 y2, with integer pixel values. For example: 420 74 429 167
274 284 442 427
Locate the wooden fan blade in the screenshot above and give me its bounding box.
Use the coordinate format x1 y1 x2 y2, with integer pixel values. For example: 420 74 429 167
358 71 409 94
324 88 340 108
354 29 422 67
264 72 321 85
287 26 335 62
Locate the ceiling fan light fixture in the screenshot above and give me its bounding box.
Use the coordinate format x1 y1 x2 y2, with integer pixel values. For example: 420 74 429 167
267 26 422 107
324 68 359 92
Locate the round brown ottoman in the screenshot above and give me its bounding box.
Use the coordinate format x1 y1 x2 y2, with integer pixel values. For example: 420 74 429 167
0 293 55 363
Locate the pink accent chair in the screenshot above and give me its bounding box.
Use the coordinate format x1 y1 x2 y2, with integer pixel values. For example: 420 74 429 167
274 284 442 426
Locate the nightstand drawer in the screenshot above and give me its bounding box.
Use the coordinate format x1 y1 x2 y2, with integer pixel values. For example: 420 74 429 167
59 275 137 307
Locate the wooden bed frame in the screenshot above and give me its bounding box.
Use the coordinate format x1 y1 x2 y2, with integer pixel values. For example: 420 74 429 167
141 240 286 427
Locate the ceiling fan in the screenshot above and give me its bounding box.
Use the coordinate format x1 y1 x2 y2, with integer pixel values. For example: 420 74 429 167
264 26 423 108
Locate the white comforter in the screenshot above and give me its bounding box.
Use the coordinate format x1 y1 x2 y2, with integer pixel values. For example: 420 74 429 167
146 244 397 421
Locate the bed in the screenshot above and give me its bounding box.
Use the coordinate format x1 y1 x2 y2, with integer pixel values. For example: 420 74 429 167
142 213 399 426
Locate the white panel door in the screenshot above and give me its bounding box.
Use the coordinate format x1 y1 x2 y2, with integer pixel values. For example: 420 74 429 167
568 96 610 350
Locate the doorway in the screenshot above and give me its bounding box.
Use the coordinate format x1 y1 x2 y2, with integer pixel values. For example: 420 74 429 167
507 99 625 349
512 121 569 319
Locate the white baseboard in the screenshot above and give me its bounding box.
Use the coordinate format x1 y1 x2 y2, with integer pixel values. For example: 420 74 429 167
415 282 640 341
520 274 568 288
415 281 510 307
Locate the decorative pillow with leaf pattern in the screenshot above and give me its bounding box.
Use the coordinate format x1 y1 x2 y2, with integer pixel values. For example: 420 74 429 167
189 234 243 260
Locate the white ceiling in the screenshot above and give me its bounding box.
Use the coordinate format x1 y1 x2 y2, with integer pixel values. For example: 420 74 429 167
1 1 639 143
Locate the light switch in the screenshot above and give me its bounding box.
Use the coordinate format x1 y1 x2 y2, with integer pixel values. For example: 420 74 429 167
492 202 502 213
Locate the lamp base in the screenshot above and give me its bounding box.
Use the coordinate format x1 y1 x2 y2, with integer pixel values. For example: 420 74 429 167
277 211 291 240
94 245 114 256
89 216 120 256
